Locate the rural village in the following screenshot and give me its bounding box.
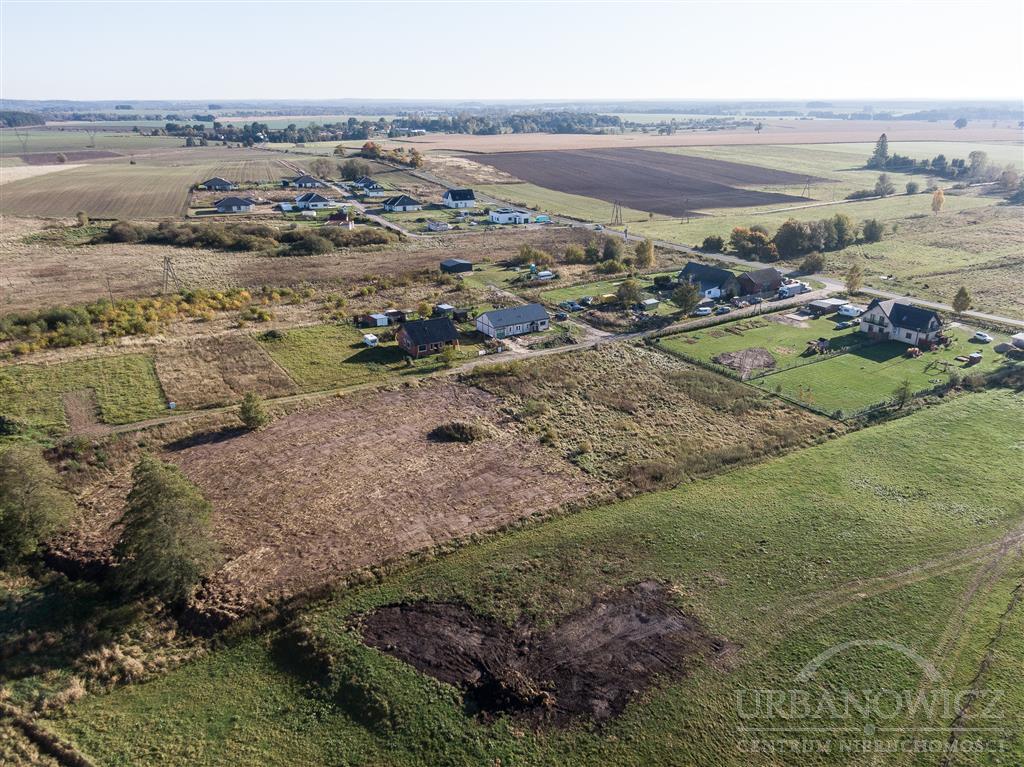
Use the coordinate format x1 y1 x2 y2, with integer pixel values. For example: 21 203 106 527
1 2 1023 765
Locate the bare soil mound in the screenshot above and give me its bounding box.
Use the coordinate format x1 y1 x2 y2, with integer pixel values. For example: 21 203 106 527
713 347 776 379
359 580 729 725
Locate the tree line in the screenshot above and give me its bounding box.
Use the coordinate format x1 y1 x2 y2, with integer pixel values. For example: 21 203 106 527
703 212 884 263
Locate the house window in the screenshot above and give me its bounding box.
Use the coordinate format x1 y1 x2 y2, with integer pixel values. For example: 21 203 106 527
418 344 427 352
905 331 912 339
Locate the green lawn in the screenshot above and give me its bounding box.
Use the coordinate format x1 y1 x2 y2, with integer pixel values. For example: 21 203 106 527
0 355 167 431
0 130 183 156
379 206 488 232
51 391 1024 765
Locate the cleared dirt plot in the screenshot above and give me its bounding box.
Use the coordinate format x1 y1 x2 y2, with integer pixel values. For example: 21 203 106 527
359 580 730 725
154 335 296 409
70 383 594 621
473 148 823 217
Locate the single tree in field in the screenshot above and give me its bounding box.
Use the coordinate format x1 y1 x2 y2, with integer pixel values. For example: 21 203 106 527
954 117 968 129
671 282 701 314
310 158 333 178
239 392 271 431
892 378 914 409
868 133 889 168
931 188 945 214
55 152 68 164
845 262 865 294
114 455 219 604
905 181 920 195
952 286 971 314
616 279 643 306
0 446 75 567
874 173 896 198
634 238 655 268
76 211 89 227
860 218 884 243
754 122 763 134
602 236 623 262
332 144 346 156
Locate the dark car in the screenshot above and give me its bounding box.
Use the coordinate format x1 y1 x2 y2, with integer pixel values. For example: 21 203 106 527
714 306 732 315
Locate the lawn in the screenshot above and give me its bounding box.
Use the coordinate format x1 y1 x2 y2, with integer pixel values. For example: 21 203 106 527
0 354 167 431
51 391 1024 765
379 206 488 232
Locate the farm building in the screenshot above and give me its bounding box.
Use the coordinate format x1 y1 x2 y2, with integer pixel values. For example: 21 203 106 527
442 189 476 208
641 297 660 310
397 317 460 358
201 176 235 191
383 195 423 212
678 262 738 300
489 208 532 224
433 303 456 317
476 304 549 339
360 313 390 328
440 258 473 274
285 174 323 188
738 267 786 296
859 299 943 345
213 196 256 213
427 220 451 232
807 298 851 317
280 192 336 211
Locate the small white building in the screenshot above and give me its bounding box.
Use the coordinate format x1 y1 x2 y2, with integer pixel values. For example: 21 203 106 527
213 196 256 214
442 189 476 208
365 313 389 327
475 304 550 339
489 208 532 225
535 270 554 281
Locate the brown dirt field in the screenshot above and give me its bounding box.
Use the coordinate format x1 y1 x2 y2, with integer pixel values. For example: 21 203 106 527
714 348 777 379
0 217 587 313
400 120 1023 153
154 334 297 409
359 580 730 725
473 149 822 217
71 383 595 619
61 389 110 437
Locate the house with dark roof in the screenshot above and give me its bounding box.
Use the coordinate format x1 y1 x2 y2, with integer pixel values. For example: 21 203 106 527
442 188 476 208
475 304 549 339
737 267 785 296
859 299 943 345
382 195 423 212
280 192 336 211
396 317 460 358
440 258 473 274
284 174 323 188
353 176 381 190
213 196 256 213
202 177 235 191
678 262 739 300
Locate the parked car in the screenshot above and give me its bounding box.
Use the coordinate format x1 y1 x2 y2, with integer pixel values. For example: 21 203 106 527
593 224 604 231
973 331 993 343
691 306 713 317
579 296 594 306
554 312 569 321
567 302 583 312
714 306 732 315
749 296 764 305
834 320 855 330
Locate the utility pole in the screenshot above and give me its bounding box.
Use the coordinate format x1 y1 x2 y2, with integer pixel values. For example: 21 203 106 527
161 255 182 294
610 201 623 226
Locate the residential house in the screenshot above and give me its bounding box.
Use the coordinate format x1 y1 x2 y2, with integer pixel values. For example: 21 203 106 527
383 195 422 212
397 318 460 358
442 189 476 208
201 177 235 191
280 192 336 211
859 299 943 345
285 174 323 188
738 267 785 296
353 176 381 190
476 304 550 339
677 262 738 300
213 196 256 213
489 208 532 224
440 258 473 274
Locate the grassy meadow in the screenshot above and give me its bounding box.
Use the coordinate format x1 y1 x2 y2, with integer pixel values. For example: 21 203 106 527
49 390 1024 766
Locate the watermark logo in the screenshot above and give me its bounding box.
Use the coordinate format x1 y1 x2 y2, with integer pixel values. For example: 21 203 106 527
734 640 1009 756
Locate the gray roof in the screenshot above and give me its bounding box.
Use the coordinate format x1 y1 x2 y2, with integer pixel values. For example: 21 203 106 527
679 261 734 290
291 174 321 184
478 303 549 328
202 176 234 187
441 258 472 268
384 194 421 207
214 196 255 208
296 192 331 203
443 188 476 201
867 299 941 332
401 318 459 346
740 267 785 288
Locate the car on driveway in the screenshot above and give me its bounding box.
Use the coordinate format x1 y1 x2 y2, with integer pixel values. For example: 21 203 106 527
973 331 993 343
714 306 732 315
554 312 569 321
691 306 713 317
834 320 855 330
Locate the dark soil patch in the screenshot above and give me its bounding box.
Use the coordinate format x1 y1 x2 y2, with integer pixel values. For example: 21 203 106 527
359 580 730 725
474 148 826 217
18 150 121 164
714 348 777 379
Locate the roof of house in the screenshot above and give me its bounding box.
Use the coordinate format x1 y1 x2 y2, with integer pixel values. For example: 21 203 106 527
478 303 549 328
296 192 331 203
492 207 528 215
354 176 379 187
400 317 459 346
740 267 785 288
443 188 476 201
291 174 321 185
214 196 255 208
809 298 850 310
678 261 734 290
383 194 421 207
441 258 471 269
867 299 941 332
202 176 233 187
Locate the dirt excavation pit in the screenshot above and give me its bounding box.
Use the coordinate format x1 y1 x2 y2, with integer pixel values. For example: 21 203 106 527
359 580 731 725
713 347 777 379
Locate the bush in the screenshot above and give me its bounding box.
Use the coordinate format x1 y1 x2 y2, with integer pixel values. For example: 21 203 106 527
562 244 586 264
700 235 725 252
595 259 625 274
861 218 884 243
239 392 271 430
429 420 492 443
905 181 920 195
800 252 826 274
0 446 75 567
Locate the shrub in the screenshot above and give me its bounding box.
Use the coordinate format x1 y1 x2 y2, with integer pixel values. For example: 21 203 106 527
800 252 826 274
595 259 625 274
861 218 884 243
700 235 725 252
239 392 271 430
0 446 75 567
429 420 492 443
562 244 586 264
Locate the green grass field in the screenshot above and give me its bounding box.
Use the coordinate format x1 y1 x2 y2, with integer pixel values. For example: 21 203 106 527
0 355 167 431
0 130 182 156
50 391 1024 765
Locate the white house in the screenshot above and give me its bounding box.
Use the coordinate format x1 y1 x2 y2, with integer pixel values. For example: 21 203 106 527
859 299 942 345
427 219 451 232
489 208 532 225
286 174 322 188
475 304 549 339
442 189 476 208
213 196 256 213
382 194 422 212
677 262 737 300
280 192 336 211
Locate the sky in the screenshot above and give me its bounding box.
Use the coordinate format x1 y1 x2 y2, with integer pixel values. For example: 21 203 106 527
2 0 1022 102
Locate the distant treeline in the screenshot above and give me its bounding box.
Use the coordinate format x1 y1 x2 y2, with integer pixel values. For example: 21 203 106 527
0 110 45 128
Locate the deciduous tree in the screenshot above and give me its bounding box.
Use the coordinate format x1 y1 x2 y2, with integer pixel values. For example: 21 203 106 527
671 282 701 314
931 188 945 214
874 173 895 197
952 286 971 314
616 279 643 306
0 447 75 567
845 262 865 294
634 238 655 268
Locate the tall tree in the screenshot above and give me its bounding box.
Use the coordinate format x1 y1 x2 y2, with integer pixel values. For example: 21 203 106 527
861 218 884 243
892 378 914 409
671 282 701 314
115 456 218 603
931 188 945 214
616 279 643 306
0 447 75 567
845 262 865 294
634 238 655 268
868 133 889 168
952 286 971 314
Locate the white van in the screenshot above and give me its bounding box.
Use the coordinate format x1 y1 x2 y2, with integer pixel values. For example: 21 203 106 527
778 281 809 298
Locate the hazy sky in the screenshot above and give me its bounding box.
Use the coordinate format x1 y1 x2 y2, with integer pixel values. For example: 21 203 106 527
2 0 1022 101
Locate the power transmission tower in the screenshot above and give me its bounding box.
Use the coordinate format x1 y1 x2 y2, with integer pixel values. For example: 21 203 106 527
801 176 812 198
161 256 182 294
610 201 623 226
